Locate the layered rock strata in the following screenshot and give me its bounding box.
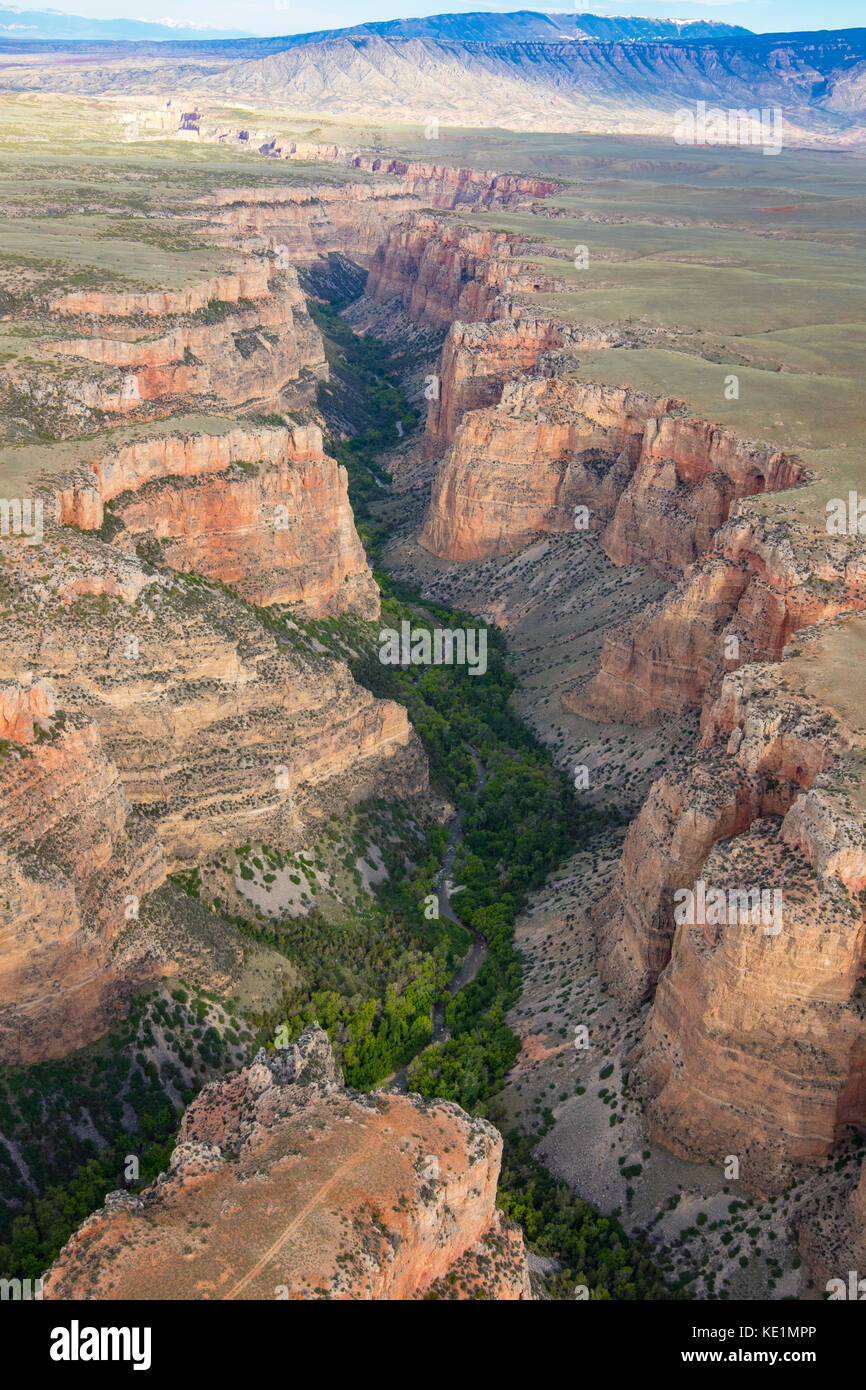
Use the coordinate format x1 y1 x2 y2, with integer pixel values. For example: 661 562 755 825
0 681 165 1064
418 366 804 571
0 523 424 868
56 423 379 617
43 1026 531 1300
45 262 325 423
423 313 625 461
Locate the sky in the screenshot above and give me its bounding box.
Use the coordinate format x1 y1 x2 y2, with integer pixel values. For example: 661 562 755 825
11 1 865 37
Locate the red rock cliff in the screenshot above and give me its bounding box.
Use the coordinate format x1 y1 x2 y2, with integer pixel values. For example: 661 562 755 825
0 683 165 1064
43 1025 531 1300
56 423 379 618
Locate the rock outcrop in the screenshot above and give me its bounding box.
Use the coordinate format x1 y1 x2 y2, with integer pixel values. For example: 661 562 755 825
595 627 866 1190
57 423 379 617
418 364 805 571
365 214 560 331
43 1026 531 1300
0 683 165 1064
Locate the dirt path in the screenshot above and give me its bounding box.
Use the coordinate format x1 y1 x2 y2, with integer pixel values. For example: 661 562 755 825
223 1148 364 1300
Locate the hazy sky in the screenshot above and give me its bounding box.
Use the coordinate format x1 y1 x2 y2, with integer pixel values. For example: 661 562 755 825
23 1 866 36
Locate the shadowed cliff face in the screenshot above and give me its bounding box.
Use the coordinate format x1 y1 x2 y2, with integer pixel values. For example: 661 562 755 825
365 214 562 331
43 1026 531 1301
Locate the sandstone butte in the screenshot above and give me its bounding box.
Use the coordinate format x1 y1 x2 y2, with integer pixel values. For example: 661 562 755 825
42 1026 531 1301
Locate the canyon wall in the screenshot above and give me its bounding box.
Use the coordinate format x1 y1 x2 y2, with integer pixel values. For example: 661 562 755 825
365 215 561 331
0 523 424 870
0 682 165 1064
569 515 866 726
43 1025 531 1300
201 181 421 269
367 205 866 1196
418 365 804 573
57 423 379 617
419 376 668 561
127 108 558 210
0 519 425 1061
0 172 430 1064
596 641 866 1191
42 262 326 426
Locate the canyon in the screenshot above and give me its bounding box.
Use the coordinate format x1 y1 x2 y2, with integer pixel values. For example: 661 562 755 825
360 187 866 1226
1 92 865 1303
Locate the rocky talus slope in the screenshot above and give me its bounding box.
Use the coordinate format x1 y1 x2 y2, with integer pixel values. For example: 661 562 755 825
43 1026 531 1300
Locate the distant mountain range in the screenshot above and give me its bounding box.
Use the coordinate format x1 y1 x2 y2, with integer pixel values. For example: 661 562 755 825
0 7 752 48
195 30 866 144
257 12 754 46
0 10 863 149
0 5 252 41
